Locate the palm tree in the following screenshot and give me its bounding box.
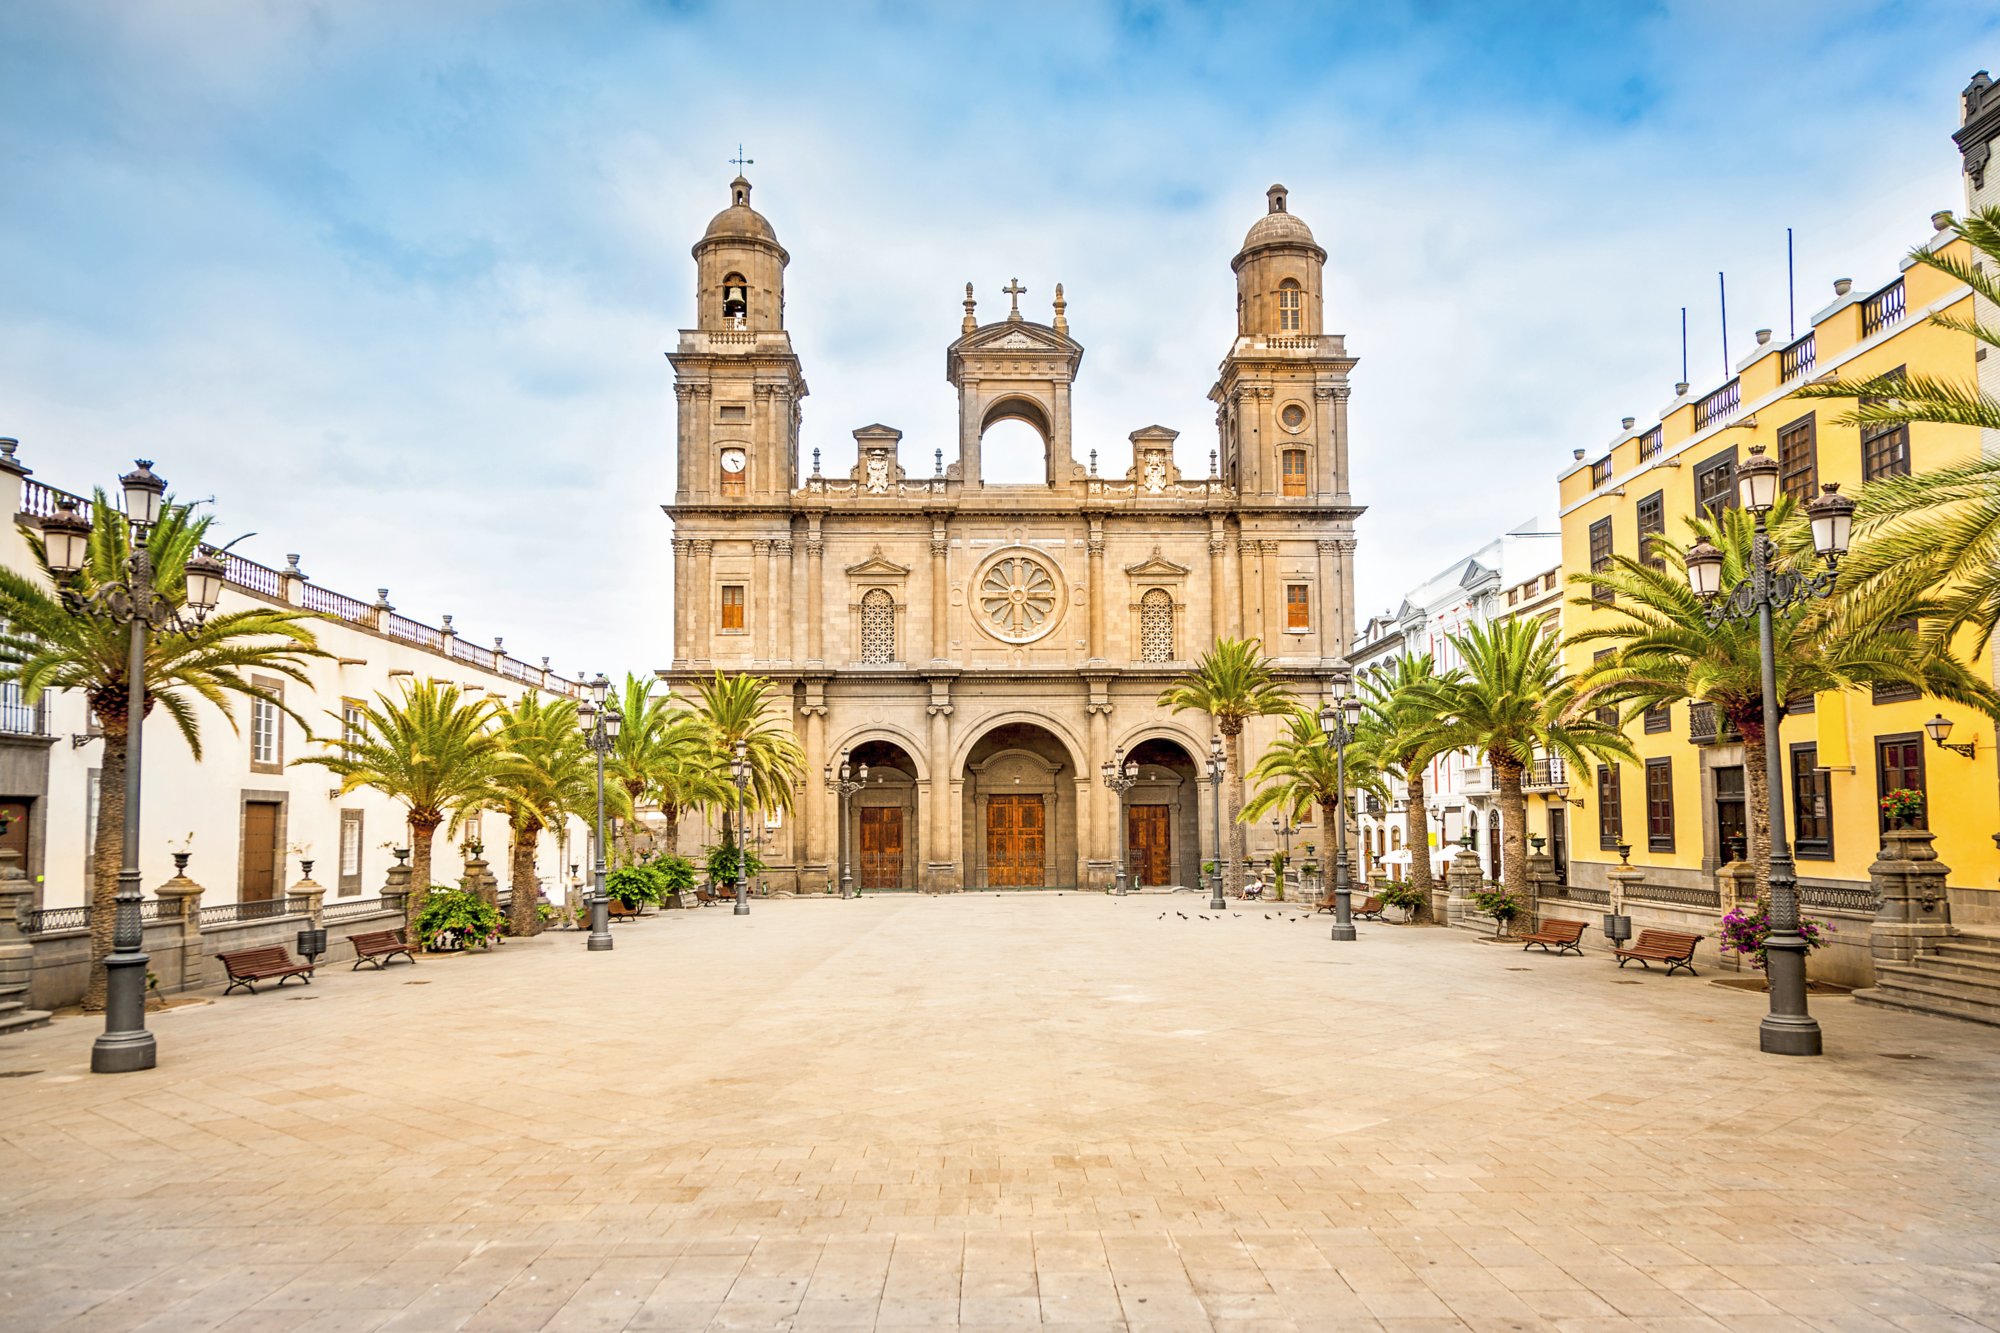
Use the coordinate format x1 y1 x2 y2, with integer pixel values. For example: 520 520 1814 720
1795 205 2000 655
490 692 595 937
687 671 806 857
1359 653 1461 911
297 680 503 937
0 493 324 1010
1157 638 1293 892
1570 501 2000 895
606 674 726 858
1243 708 1391 897
1409 618 1632 916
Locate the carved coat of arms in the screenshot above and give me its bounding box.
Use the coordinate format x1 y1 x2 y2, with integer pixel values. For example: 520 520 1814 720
1142 453 1168 493
864 452 891 494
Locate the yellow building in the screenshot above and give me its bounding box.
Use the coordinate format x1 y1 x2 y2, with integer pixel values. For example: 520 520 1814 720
1555 210 1998 984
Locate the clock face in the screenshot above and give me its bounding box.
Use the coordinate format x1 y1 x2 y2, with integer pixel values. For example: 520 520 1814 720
720 449 747 474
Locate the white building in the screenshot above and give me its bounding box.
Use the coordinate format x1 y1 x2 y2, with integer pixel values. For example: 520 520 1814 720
1348 516 1562 884
0 441 590 916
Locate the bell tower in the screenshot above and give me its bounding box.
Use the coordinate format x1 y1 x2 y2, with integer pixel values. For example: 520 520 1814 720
668 175 807 506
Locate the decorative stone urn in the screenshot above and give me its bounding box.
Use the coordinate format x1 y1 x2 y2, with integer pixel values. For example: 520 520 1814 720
1445 845 1482 927
287 863 326 926
155 853 208 991
1868 827 1952 970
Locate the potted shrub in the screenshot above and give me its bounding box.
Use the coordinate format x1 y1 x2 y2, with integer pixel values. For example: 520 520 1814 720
416 887 503 952
1880 788 1925 830
1377 880 1426 923
1719 897 1832 970
1471 888 1522 938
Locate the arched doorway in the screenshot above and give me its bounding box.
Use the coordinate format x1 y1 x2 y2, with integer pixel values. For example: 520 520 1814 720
978 397 1055 486
846 740 920 891
1121 737 1199 889
962 722 1077 887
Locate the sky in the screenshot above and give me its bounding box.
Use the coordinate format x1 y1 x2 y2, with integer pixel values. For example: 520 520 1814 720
3 0 1996 675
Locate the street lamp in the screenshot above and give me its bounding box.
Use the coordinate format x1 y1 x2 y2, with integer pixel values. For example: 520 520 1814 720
1270 812 1295 901
824 754 866 897
578 675 621 952
40 467 226 1074
1317 664 1365 943
729 739 751 915
1924 713 1979 759
1100 748 1139 894
1205 735 1227 911
1683 451 1855 1058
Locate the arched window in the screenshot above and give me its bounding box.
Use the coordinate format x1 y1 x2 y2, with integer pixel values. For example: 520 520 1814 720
721 272 749 326
1278 279 1303 332
1281 448 1308 497
860 589 896 664
1138 589 1174 663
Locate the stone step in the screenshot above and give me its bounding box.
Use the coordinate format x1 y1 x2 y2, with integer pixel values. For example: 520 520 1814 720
1873 960 2000 1003
0 998 52 1036
1895 951 2000 987
1933 937 2000 964
1856 970 2000 1028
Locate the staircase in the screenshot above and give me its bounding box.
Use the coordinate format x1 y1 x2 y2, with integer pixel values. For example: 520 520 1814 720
0 994 51 1036
1856 933 2000 1028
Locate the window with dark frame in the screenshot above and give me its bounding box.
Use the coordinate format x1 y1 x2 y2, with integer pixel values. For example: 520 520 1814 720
1875 732 1927 831
1592 649 1617 726
1597 763 1623 848
1589 518 1614 602
1791 744 1832 859
1777 413 1818 503
1872 617 1922 703
1636 491 1666 570
1694 446 1738 518
1861 366 1911 481
720 585 746 632
1645 757 1675 852
1643 704 1670 734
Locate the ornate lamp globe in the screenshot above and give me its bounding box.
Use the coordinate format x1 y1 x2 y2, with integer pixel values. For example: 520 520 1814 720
1736 444 1780 513
183 549 227 615
39 498 93 576
603 703 623 739
1924 713 1954 747
1805 483 1856 561
588 672 611 705
119 459 167 527
1684 539 1725 599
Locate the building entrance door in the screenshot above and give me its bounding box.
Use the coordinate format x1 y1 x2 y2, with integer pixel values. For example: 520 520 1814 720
241 800 281 901
1713 766 1747 864
858 807 903 890
1547 807 1567 885
985 795 1045 887
1128 804 1171 886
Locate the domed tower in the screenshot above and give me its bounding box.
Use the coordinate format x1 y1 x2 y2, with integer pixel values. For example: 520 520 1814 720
1233 183 1326 337
1209 182 1360 664
666 176 809 671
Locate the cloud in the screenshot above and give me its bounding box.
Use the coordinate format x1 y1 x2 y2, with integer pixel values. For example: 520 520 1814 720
1 0 1995 671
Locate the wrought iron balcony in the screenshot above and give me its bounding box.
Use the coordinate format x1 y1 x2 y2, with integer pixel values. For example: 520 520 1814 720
1523 757 1568 793
1687 701 1742 746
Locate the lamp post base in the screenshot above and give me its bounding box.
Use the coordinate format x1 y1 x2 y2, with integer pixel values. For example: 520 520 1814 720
586 896 614 951
91 949 155 1073
1329 922 1356 942
1759 1014 1823 1056
1209 881 1226 912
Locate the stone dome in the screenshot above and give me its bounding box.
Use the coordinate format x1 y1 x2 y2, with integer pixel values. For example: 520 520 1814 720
1240 183 1317 251
701 176 778 245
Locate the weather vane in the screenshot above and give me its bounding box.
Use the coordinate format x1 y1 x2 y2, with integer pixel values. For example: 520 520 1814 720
730 144 754 172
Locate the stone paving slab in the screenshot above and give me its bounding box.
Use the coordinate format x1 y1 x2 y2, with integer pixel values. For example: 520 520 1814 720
2 893 1998 1331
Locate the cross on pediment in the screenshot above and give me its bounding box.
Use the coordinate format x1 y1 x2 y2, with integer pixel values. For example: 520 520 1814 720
1003 278 1026 320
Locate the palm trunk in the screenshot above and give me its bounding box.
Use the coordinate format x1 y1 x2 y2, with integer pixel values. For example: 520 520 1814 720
1405 767 1435 915
509 822 541 937
1493 757 1530 929
83 731 128 1013
1222 725 1246 896
1318 796 1339 903
1744 740 1772 899
661 804 681 856
407 813 441 942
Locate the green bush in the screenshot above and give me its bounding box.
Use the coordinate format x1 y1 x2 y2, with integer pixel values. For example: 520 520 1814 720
652 854 696 897
706 843 766 887
1378 880 1427 921
605 863 662 908
1471 888 1522 937
415 887 503 951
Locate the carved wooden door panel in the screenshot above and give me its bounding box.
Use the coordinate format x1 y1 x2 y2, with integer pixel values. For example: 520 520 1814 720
859 807 903 890
985 795 1045 887
1128 805 1171 886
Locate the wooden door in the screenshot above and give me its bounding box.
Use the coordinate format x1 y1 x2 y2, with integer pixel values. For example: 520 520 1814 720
985 795 1045 887
1127 805 1171 886
0 800 28 868
859 807 903 889
241 801 281 901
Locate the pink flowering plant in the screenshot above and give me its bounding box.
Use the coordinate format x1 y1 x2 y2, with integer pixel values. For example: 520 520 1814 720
1718 896 1831 970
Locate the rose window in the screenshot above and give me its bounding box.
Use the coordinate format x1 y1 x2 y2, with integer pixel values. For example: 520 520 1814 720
978 554 1060 642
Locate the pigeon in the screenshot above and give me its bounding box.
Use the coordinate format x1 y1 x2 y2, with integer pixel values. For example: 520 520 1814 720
1157 912 1166 919
1176 912 1187 919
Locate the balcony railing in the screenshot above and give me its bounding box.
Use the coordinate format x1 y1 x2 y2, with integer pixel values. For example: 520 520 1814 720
1460 767 1496 797
0 685 48 737
301 582 375 626
1861 278 1906 339
1627 882 1722 910
1694 379 1741 430
1779 331 1816 381
21 479 90 521
197 898 297 926
1522 757 1568 793
1589 457 1612 487
224 553 283 598
1636 427 1663 461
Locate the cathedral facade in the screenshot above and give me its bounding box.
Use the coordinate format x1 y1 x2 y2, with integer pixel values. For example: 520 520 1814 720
663 177 1361 891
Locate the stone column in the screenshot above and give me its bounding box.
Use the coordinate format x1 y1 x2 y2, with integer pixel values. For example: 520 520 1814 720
155 855 207 993
801 691 828 889
930 521 949 662
287 868 327 926
0 848 51 1032
1606 865 1644 951
458 851 495 913
1230 533 1249 640
1445 845 1482 928
690 538 714 667
1867 827 1953 971
788 532 806 664
1087 699 1110 885
670 537 691 667
805 522 825 665
750 539 771 662
1327 384 1352 496
1524 850 1556 929
1086 520 1106 661
381 852 413 932
1317 539 1339 661
1716 860 1757 909
926 680 954 891
1206 525 1228 650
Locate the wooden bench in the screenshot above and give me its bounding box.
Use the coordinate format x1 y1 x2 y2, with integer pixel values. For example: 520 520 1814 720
608 898 642 920
1315 893 1384 919
1519 918 1587 956
350 929 415 970
1614 929 1704 976
695 883 728 906
217 945 315 996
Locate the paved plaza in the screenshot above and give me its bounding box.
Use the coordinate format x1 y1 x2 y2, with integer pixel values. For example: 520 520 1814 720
3 894 1999 1332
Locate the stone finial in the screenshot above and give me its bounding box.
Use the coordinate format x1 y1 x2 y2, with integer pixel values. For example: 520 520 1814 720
1833 278 1853 296
493 636 505 654
811 447 822 476
284 553 303 576
1674 381 1690 396
1621 417 1635 431
1756 328 1772 346
1088 448 1098 476
962 282 976 335
1052 281 1068 335
441 614 455 636
373 587 392 610
1209 449 1218 479
934 448 943 477
1933 210 1955 233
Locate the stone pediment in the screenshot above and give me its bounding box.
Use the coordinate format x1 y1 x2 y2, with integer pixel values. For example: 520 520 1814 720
952 320 1080 355
1458 559 1495 591
844 546 912 580
1123 547 1191 580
